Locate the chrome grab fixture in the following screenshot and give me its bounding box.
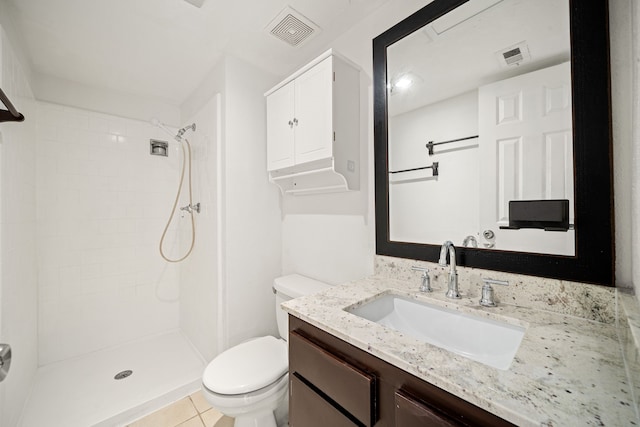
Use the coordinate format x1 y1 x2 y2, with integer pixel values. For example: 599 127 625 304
411 266 432 292
0 87 25 123
0 343 11 382
462 235 478 248
479 278 509 307
180 202 201 215
439 241 460 299
482 229 495 248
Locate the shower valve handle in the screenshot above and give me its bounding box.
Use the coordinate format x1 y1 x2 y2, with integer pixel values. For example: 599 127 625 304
180 203 201 214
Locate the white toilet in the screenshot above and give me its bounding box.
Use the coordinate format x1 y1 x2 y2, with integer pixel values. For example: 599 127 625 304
201 274 330 427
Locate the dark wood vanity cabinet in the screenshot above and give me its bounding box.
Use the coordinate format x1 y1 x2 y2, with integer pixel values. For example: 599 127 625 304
289 316 515 427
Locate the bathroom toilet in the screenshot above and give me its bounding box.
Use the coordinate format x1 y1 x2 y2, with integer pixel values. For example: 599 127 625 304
201 274 330 427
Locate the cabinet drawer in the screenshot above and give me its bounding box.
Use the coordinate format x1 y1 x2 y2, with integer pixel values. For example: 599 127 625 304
395 390 462 427
290 374 359 427
290 331 376 426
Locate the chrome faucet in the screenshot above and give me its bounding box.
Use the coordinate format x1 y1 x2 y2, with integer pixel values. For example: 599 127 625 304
439 241 461 299
462 235 478 248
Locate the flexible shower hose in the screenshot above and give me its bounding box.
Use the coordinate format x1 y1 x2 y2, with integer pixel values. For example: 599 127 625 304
159 138 196 262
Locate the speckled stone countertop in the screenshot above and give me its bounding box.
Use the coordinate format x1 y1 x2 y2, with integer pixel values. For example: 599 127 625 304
282 275 638 427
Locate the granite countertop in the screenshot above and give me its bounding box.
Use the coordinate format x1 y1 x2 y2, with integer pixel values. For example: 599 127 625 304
282 275 638 427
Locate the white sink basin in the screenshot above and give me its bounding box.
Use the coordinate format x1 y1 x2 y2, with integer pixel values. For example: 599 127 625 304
346 294 525 370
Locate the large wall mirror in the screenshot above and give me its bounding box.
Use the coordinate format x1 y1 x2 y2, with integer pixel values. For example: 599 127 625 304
374 0 614 285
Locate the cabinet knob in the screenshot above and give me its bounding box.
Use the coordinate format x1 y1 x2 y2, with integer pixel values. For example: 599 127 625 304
293 118 299 126
288 120 294 128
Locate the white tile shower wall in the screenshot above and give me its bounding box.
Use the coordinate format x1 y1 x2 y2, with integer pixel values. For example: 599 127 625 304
36 102 183 365
0 26 38 427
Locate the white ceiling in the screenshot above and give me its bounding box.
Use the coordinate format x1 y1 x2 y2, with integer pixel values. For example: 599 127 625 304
387 0 570 116
6 0 389 105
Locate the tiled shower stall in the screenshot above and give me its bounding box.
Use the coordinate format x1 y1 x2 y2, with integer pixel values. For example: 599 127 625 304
36 102 184 365
0 24 224 425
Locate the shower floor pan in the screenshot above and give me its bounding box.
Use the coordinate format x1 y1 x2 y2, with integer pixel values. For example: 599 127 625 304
20 330 205 427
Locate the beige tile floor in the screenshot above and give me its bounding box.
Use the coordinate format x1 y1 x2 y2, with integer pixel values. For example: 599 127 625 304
127 391 234 427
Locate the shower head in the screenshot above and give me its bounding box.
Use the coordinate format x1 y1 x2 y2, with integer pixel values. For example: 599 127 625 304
176 123 196 141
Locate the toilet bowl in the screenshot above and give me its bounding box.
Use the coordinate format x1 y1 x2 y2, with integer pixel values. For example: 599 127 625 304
202 336 288 427
201 274 330 427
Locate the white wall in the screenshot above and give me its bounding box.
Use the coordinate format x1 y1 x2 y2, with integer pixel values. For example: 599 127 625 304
36 102 182 365
181 56 282 351
610 0 639 293
389 90 479 246
282 214 371 285
179 94 220 362
223 56 282 348
0 25 38 427
0 0 33 82
632 0 640 300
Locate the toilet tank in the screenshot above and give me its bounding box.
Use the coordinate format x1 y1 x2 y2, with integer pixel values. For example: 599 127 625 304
273 274 330 340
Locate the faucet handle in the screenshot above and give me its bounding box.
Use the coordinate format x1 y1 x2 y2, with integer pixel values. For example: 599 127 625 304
411 266 432 292
479 279 508 307
482 278 509 286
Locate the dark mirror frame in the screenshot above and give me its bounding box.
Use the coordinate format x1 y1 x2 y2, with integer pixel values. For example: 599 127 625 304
374 0 615 286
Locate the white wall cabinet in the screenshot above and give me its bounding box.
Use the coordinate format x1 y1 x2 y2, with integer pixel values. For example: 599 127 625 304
265 50 360 195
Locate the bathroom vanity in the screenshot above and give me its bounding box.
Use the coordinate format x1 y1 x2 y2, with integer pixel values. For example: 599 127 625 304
289 316 513 426
282 272 638 426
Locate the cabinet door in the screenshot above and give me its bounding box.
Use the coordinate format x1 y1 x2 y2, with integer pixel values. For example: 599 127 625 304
290 374 359 427
266 80 295 171
395 390 463 427
294 56 334 165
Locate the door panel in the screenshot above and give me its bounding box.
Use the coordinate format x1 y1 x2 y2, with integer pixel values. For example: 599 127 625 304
478 62 573 254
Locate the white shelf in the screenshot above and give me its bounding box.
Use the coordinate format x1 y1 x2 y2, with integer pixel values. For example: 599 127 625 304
269 159 352 196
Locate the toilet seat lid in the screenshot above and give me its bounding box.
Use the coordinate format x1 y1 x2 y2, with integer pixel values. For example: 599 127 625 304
203 336 288 395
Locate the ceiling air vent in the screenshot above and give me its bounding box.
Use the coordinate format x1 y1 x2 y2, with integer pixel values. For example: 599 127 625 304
503 47 523 65
496 41 531 67
266 7 319 47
